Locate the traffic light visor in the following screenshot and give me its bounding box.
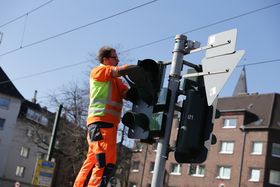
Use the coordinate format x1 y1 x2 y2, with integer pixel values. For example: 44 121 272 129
122 112 150 131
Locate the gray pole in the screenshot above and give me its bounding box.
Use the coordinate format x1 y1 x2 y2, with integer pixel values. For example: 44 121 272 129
151 35 187 187
47 104 63 161
0 32 3 45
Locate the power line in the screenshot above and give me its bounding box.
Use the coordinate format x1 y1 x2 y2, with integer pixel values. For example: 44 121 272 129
0 1 278 57
238 59 280 67
0 2 279 86
0 60 90 85
163 59 280 80
122 2 280 53
0 0 158 57
1 58 279 86
20 13 29 47
1 57 278 105
0 0 55 28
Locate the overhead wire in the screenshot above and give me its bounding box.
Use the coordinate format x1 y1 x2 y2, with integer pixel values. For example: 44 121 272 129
238 59 280 67
0 0 158 57
1 57 279 111
122 2 280 53
0 0 55 28
0 60 90 85
0 1 278 57
20 13 29 47
0 1 279 98
1 58 279 86
1 1 278 57
163 58 280 79
0 0 279 85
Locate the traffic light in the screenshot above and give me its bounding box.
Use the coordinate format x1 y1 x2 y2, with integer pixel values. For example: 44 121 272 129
174 69 219 163
121 59 168 140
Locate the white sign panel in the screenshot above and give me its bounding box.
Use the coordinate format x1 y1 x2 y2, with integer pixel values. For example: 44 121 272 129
202 50 245 106
206 29 237 58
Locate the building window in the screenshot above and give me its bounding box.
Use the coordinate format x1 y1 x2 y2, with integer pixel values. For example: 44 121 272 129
149 162 155 173
249 168 260 182
133 142 143 152
220 141 234 154
26 128 33 137
55 140 60 149
15 166 25 177
272 143 280 158
26 108 48 126
217 166 231 179
0 118 5 130
251 142 263 155
129 182 137 187
131 161 140 172
222 118 237 128
42 136 48 143
0 97 10 109
189 164 205 177
170 163 181 175
37 152 47 160
20 146 29 158
269 170 280 186
171 140 176 147
152 142 158 152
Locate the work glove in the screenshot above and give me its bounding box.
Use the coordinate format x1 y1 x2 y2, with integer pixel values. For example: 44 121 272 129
88 125 103 142
126 87 139 105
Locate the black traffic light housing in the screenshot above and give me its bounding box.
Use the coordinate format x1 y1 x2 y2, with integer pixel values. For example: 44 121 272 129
174 68 219 163
121 59 168 140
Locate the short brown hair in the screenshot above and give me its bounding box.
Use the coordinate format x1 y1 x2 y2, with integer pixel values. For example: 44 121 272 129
97 46 115 64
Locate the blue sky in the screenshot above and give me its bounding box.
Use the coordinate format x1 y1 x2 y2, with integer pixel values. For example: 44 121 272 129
0 0 279 111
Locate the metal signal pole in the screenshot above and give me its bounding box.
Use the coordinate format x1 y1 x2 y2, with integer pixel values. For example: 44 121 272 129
151 28 245 187
151 35 187 187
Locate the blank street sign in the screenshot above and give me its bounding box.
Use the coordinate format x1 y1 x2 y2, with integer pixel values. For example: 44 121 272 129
206 29 237 58
202 50 245 106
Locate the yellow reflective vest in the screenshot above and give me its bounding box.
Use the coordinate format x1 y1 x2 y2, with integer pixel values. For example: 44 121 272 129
87 65 128 126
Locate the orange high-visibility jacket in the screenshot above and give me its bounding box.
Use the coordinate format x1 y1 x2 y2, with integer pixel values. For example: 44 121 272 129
87 64 128 126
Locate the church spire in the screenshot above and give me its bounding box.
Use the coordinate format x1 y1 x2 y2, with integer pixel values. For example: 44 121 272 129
233 66 247 96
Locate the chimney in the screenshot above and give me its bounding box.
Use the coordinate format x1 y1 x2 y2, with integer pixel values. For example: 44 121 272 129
31 90 37 103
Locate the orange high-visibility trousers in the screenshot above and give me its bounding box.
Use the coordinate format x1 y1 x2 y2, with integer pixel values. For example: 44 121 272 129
73 124 117 187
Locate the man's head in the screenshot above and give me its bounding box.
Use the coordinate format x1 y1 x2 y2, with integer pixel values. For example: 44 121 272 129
97 46 119 66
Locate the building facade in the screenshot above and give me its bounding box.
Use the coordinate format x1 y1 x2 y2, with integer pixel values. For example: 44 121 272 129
0 67 53 187
0 67 24 186
128 93 280 187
